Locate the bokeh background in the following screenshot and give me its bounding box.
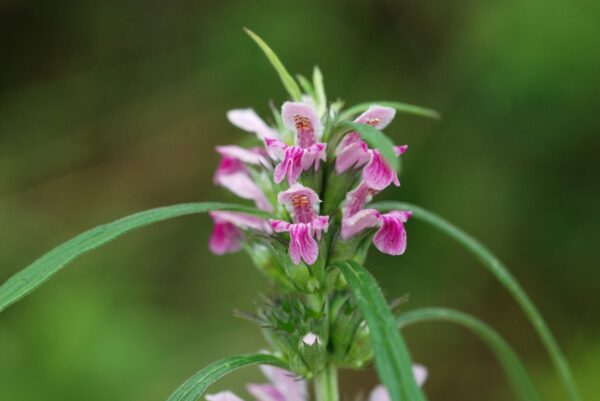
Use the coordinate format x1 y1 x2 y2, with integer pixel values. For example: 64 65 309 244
1 0 598 400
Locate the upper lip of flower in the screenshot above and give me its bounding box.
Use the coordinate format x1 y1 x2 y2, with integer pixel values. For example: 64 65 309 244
282 101 323 147
227 108 280 140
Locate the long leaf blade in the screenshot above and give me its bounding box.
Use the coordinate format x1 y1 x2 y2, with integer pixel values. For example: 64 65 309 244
339 101 440 121
244 28 302 101
340 121 399 171
167 354 285 401
397 308 542 401
313 66 327 116
0 202 269 313
372 201 582 401
334 260 425 401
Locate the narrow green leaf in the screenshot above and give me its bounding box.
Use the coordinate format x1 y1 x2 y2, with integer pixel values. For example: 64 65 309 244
244 28 302 101
397 308 542 401
340 121 399 171
0 202 270 313
372 201 582 401
313 66 327 116
334 260 425 401
339 101 440 122
296 74 316 99
167 354 285 401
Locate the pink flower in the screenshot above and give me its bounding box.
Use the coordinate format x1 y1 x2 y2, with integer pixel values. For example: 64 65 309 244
334 105 406 190
213 149 273 212
368 365 428 401
265 102 327 185
206 365 307 401
341 182 411 256
227 108 279 140
270 184 329 265
208 211 272 255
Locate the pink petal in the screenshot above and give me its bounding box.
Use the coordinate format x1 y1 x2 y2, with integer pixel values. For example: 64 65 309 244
208 220 241 255
214 156 245 181
270 219 291 233
214 170 273 212
302 332 319 345
368 364 426 401
282 102 322 147
354 105 396 130
265 138 288 160
335 132 370 173
278 183 320 206
247 384 285 401
259 365 307 401
341 208 382 240
343 182 376 218
394 144 408 156
412 364 428 386
216 145 270 168
386 210 412 223
227 109 279 140
278 184 321 224
289 223 319 265
211 211 272 233
206 391 246 401
372 212 409 255
310 216 329 239
301 143 327 171
362 150 400 191
368 385 389 401
273 146 304 185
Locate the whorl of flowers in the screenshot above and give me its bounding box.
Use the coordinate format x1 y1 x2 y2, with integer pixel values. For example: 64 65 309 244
210 100 411 270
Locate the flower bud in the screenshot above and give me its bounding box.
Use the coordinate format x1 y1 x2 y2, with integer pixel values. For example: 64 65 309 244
329 293 374 368
298 332 327 373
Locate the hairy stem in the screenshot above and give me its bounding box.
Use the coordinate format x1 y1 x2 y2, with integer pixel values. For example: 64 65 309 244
372 201 582 401
314 365 339 401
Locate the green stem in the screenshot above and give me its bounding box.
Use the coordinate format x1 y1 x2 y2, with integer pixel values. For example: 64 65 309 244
314 365 339 401
372 201 582 401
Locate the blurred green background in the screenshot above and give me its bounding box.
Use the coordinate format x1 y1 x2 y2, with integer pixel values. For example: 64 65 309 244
0 0 598 400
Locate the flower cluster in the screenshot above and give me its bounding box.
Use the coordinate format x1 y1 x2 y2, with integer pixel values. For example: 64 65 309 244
206 364 427 401
209 100 412 270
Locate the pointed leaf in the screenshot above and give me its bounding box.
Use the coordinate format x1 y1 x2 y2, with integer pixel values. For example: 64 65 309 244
296 74 316 99
372 201 582 401
0 202 270 313
398 308 542 401
167 354 285 401
244 28 302 101
313 66 327 116
334 260 425 401
339 101 440 121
